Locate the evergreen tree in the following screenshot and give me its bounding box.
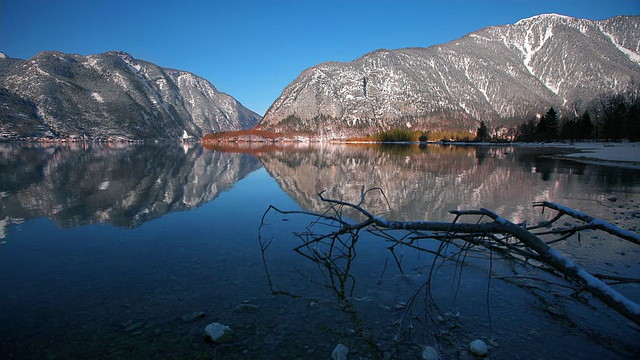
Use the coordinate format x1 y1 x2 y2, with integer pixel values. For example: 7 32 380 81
536 107 559 141
559 118 576 141
475 121 491 142
575 111 594 140
515 118 538 142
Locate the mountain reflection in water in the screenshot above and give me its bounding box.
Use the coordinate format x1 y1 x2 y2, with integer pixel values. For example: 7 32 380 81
0 142 262 231
0 142 638 359
256 143 638 224
254 143 639 360
3 142 634 233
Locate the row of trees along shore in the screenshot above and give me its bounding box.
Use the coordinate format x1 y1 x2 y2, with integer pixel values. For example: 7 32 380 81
367 92 640 143
508 92 640 142
443 92 640 143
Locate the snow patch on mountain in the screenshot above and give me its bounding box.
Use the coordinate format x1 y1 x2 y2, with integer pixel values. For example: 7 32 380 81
258 14 640 136
603 30 640 64
91 92 104 103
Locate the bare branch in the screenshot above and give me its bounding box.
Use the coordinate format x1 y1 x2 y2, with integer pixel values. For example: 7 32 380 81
259 193 640 326
534 201 640 245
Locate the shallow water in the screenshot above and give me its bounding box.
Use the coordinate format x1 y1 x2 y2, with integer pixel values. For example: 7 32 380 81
0 142 638 359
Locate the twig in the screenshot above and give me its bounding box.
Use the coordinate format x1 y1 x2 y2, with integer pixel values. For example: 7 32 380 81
259 193 640 327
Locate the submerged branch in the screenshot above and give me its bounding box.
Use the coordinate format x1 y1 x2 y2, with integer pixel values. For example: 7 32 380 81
260 191 640 326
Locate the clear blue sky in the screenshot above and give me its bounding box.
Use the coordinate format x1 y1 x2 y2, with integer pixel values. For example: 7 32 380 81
2 0 639 115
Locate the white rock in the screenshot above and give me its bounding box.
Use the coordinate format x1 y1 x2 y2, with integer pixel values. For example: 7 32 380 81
331 343 349 360
469 339 488 356
203 322 234 343
422 345 440 360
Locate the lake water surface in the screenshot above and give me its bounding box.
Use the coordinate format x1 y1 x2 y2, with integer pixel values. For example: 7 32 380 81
0 142 638 359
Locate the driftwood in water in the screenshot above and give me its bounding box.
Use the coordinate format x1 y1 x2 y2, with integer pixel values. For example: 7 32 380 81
260 188 640 326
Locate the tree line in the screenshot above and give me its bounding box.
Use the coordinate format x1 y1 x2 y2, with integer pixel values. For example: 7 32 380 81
510 92 640 142
266 89 640 143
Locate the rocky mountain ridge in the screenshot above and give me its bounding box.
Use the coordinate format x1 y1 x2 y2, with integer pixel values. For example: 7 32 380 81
258 14 640 138
0 51 261 140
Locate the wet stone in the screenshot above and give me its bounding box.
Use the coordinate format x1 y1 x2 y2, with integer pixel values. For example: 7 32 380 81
469 339 488 357
422 346 440 360
181 311 206 322
203 322 234 343
331 343 349 360
235 303 260 312
122 321 145 333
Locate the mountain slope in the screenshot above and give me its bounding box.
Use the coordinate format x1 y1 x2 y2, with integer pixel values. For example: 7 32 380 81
0 51 261 140
258 14 640 137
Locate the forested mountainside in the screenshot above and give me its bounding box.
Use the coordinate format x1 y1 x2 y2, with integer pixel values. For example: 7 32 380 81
0 51 260 141
258 14 640 138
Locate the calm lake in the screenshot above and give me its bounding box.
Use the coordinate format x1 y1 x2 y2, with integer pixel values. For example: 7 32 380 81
0 142 638 359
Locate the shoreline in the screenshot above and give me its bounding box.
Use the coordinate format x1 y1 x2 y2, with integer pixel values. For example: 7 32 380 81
4 137 639 169
515 141 640 169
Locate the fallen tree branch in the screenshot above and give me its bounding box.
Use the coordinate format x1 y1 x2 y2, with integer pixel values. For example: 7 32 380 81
476 207 639 325
260 190 640 326
534 201 640 245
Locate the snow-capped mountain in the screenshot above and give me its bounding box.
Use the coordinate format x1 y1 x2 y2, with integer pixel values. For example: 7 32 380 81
0 51 261 140
258 14 640 136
